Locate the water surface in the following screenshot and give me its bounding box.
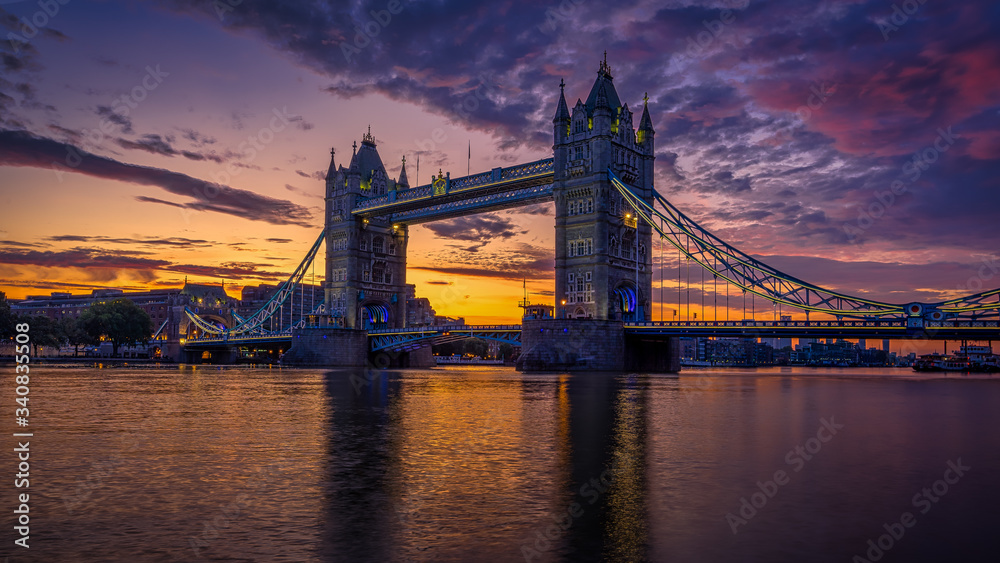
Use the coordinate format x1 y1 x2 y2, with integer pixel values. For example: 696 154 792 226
2 365 997 562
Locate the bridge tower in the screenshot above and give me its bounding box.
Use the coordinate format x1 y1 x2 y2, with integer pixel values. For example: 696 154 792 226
324 129 410 330
552 55 655 321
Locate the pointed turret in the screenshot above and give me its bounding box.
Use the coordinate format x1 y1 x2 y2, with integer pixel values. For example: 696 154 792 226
325 147 337 182
397 155 409 188
348 140 359 175
637 92 655 149
553 79 570 123
638 93 654 133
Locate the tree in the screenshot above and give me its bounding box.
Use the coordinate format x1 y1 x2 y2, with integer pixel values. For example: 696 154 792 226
0 291 15 340
498 342 514 362
462 338 490 358
78 298 152 357
25 314 62 356
58 315 94 357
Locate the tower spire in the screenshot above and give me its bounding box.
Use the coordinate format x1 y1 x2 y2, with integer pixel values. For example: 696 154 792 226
397 154 409 188
325 146 338 181
554 78 570 123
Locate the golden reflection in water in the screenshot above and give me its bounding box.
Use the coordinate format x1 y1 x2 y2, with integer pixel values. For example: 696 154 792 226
605 375 649 562
383 368 561 557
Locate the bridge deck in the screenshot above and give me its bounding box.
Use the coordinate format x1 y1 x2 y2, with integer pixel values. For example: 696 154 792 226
352 158 554 223
184 319 1000 350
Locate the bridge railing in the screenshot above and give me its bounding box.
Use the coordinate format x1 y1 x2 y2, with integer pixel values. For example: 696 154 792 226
626 320 907 328
353 159 554 215
367 324 522 334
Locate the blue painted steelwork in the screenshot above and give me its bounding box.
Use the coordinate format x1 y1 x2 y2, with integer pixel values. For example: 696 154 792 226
352 158 554 223
609 168 1000 322
624 319 1000 339
389 183 554 225
184 231 325 337
368 325 522 352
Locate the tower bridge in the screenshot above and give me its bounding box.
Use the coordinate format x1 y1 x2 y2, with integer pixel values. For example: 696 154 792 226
181 56 1000 369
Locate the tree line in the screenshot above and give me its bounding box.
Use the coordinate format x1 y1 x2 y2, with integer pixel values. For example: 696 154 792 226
1 291 154 357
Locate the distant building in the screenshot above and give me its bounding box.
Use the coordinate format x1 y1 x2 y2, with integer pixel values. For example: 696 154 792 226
522 304 554 320
9 282 241 359
405 284 437 327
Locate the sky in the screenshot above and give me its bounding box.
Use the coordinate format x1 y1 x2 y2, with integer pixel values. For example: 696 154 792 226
0 0 998 328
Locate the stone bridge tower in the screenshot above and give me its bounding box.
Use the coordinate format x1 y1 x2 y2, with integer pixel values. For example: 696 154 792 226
324 129 409 329
552 56 655 321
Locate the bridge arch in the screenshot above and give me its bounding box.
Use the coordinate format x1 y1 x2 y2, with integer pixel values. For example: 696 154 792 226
185 313 229 339
360 301 392 330
613 282 641 322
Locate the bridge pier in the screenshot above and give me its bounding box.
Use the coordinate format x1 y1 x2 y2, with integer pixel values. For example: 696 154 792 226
369 345 436 369
181 346 239 364
625 334 681 373
282 327 370 367
518 319 625 371
518 319 680 372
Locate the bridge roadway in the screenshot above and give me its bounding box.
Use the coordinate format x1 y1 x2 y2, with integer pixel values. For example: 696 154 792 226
181 319 1000 353
351 158 555 224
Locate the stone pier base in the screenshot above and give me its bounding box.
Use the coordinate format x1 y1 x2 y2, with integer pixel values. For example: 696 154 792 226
281 327 369 367
369 344 436 368
517 319 680 373
517 319 625 371
625 334 681 373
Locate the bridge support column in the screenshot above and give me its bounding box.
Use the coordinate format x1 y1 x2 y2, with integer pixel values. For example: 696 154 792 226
369 345 436 368
517 319 625 372
282 327 369 367
625 335 680 373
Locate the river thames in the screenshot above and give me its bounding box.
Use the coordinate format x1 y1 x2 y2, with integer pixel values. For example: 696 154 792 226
2 365 998 562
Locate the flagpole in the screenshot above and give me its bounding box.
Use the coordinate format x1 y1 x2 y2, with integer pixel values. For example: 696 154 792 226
467 140 471 176
416 154 420 186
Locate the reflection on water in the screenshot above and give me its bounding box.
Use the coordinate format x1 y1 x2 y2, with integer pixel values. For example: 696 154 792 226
2 365 998 562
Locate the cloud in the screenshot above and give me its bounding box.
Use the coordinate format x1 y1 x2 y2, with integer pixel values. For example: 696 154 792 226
0 240 49 248
0 129 314 226
414 242 554 281
285 183 322 199
116 134 176 156
96 105 133 134
421 213 525 251
0 247 170 270
0 246 290 285
45 235 214 248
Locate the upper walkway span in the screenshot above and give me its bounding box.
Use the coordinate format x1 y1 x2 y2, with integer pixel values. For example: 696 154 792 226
351 158 554 224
